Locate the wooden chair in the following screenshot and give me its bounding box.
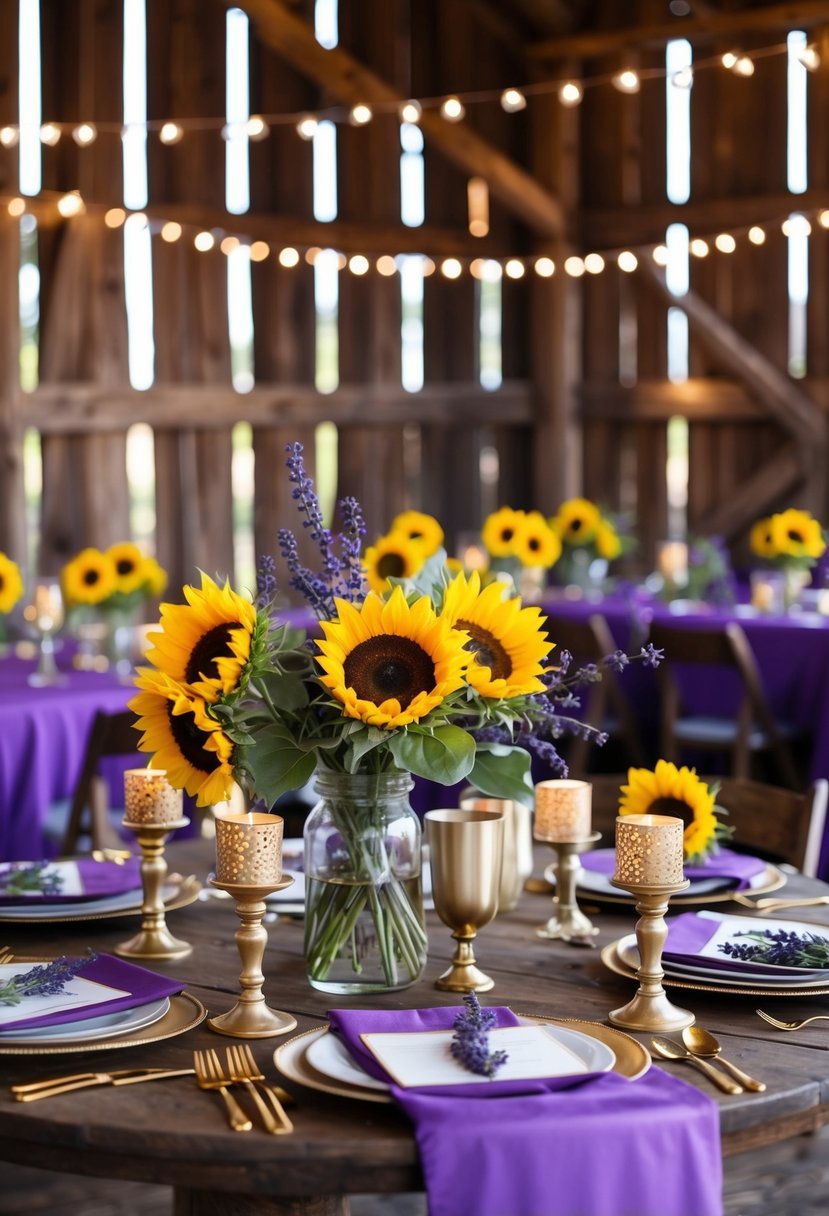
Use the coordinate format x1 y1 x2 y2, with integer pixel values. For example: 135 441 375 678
60 710 140 854
648 619 803 789
588 772 828 877
544 612 647 777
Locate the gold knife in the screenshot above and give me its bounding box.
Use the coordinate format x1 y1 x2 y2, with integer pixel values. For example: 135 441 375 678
12 1067 195 1101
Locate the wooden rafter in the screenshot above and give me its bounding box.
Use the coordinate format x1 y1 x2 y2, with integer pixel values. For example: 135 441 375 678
230 0 566 238
530 1 829 59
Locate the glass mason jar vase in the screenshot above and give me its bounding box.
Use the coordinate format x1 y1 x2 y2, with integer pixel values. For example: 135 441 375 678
303 767 427 994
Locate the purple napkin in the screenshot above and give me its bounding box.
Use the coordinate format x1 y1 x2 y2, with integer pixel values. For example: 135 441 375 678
665 912 829 976
582 847 766 891
0 858 142 905
329 1006 723 1216
0 953 185 1032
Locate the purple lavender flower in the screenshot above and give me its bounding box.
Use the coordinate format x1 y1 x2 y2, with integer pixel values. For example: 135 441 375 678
640 643 663 668
719 929 829 968
0 953 97 1006
255 553 278 608
450 992 508 1079
0 862 63 897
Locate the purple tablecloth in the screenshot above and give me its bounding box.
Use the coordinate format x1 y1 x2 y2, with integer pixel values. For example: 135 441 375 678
0 647 137 860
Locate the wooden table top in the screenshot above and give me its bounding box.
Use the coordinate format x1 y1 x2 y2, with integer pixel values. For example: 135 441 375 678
2 838 829 1215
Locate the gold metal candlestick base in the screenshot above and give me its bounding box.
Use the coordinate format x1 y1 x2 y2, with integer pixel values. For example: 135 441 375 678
115 818 193 960
535 832 601 943
607 878 695 1032
435 930 494 993
208 877 298 1038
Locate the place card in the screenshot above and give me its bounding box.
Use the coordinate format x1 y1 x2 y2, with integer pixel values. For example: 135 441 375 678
359 1025 592 1088
0 964 130 1030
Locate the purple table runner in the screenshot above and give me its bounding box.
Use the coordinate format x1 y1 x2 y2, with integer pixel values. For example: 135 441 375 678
330 1006 723 1216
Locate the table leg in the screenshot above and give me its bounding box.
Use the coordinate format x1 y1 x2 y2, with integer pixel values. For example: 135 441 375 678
173 1190 347 1215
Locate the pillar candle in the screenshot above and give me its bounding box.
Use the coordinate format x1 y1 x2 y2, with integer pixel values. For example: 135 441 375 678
215 811 283 885
533 779 592 842
124 768 183 826
613 814 684 887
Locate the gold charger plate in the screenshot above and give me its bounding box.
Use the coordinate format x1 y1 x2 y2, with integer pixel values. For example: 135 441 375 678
543 861 785 907
0 873 202 924
601 939 829 999
274 1015 650 1103
0 991 206 1055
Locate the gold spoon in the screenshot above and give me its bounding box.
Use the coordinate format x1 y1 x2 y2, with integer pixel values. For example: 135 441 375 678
681 1026 766 1092
650 1037 744 1094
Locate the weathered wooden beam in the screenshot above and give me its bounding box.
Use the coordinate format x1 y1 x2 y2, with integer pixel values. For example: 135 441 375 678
636 257 822 445
581 187 829 251
24 381 534 433
579 379 765 421
695 445 804 539
530 2 829 59
231 0 566 238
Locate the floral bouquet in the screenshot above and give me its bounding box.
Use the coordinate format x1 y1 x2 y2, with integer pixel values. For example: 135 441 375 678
0 551 24 645
750 509 826 574
62 543 167 615
478 506 561 600
661 535 736 607
549 497 634 591
130 444 660 992
362 510 446 595
619 760 732 865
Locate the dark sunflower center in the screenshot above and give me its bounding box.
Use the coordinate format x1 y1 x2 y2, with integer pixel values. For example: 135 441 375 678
457 619 512 681
0 575 5 592
409 530 423 540
499 527 514 543
83 569 101 586
527 536 541 552
343 636 435 709
116 558 136 576
167 705 222 774
787 529 804 544
649 796 692 830
377 553 406 579
571 518 584 533
185 621 239 683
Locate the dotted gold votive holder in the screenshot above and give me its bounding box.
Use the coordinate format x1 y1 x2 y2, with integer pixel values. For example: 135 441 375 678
124 768 184 827
608 813 694 1032
534 779 593 844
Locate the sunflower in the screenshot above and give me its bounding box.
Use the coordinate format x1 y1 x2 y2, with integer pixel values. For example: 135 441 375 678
145 572 257 702
316 585 469 729
129 668 235 806
391 510 444 558
482 506 525 558
749 516 776 559
441 570 551 699
512 511 561 569
62 547 118 606
771 508 826 562
595 518 622 561
107 542 149 596
618 760 723 863
0 552 23 614
550 498 601 547
362 532 426 595
143 556 168 598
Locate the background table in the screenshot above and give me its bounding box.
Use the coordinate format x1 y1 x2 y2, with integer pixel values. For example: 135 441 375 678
0 646 137 859
1 837 829 1215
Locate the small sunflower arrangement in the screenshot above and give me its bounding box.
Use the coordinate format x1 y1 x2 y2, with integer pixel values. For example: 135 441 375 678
62 543 167 614
749 508 826 572
619 760 733 864
549 497 633 563
0 551 24 617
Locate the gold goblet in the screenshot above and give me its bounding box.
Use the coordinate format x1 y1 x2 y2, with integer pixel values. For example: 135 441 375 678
425 808 504 993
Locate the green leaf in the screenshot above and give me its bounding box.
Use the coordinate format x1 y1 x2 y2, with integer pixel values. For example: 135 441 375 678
242 722 317 807
256 671 309 711
389 724 476 787
347 726 391 768
468 743 534 806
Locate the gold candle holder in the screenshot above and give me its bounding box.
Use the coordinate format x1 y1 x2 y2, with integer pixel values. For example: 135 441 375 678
535 833 601 942
607 813 694 1032
207 877 298 1038
114 818 192 960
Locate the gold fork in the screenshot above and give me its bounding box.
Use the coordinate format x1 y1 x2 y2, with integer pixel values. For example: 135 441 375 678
756 1009 829 1032
227 1044 293 1135
192 1049 252 1132
0 947 14 964
732 893 829 913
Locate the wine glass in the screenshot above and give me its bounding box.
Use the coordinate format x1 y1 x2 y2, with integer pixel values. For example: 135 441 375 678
24 578 66 687
425 808 504 993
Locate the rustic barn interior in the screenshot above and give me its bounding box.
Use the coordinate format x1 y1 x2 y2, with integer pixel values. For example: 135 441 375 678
3 2 829 1214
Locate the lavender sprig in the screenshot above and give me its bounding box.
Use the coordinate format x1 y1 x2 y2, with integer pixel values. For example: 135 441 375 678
450 992 508 1079
719 929 829 968
0 953 97 1006
0 862 63 897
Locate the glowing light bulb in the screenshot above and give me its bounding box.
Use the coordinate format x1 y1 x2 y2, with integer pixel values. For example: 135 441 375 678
296 115 319 140
250 241 270 262
399 100 422 124
104 208 126 229
40 123 61 146
689 238 710 257
564 256 585 277
220 236 240 255
652 245 669 266
505 259 525 279
584 253 605 274
349 104 373 126
612 70 640 94
72 123 97 146
278 246 300 268
617 251 638 272
7 197 26 217
376 255 397 276
534 257 555 277
159 122 184 145
748 226 766 245
440 257 462 279
247 115 269 140
558 81 583 107
500 88 527 113
714 233 736 253
671 67 694 89
194 231 216 252
160 221 182 242
440 97 465 122
734 56 755 77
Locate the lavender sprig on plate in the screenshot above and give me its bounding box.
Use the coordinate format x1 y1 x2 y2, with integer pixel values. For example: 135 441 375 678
0 862 64 898
719 929 829 969
450 993 508 1079
0 953 97 1006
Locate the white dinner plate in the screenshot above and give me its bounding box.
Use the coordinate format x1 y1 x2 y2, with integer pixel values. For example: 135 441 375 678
550 849 775 900
0 874 200 922
0 996 171 1045
297 1018 615 1097
617 934 829 989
